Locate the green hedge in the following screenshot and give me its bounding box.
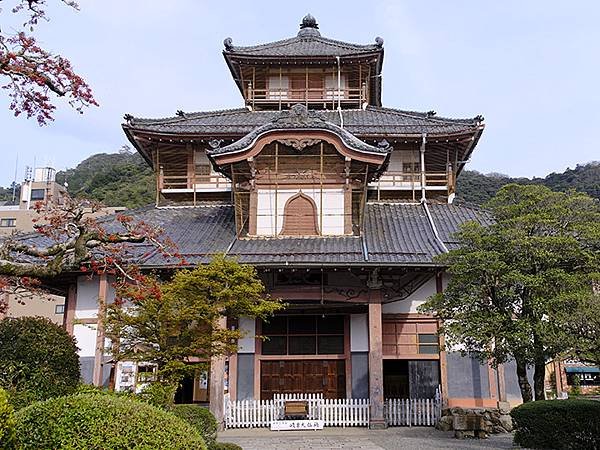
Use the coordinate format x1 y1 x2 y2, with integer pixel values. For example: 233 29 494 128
171 404 218 448
13 394 206 449
0 317 80 408
211 443 243 450
0 387 15 449
511 399 600 449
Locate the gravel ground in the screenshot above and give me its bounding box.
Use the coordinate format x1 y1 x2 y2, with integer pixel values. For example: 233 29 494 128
218 427 517 450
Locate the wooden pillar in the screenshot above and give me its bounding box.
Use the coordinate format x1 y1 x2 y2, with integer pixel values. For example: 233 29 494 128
435 272 449 406
554 360 564 397
92 274 108 387
368 296 386 429
209 316 227 430
497 363 507 403
229 353 238 402
63 283 77 335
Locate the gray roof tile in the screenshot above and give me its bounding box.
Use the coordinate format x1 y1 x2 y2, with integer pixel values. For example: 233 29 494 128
5 202 492 268
126 106 482 138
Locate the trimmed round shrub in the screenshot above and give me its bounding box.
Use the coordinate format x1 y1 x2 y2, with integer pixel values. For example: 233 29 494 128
172 404 217 448
511 399 600 449
13 393 206 449
0 317 80 408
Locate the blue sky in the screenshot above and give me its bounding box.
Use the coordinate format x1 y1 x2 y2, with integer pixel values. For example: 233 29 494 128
1 1 599 185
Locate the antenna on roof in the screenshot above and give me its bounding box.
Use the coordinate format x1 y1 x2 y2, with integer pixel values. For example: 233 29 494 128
11 155 18 203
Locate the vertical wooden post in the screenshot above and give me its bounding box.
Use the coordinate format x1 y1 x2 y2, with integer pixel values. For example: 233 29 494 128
93 274 108 387
209 316 227 430
63 283 77 335
274 143 279 235
497 363 507 402
319 142 324 234
554 360 563 397
436 272 449 407
368 295 386 429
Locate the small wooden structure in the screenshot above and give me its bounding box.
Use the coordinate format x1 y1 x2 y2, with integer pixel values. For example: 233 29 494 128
284 400 309 419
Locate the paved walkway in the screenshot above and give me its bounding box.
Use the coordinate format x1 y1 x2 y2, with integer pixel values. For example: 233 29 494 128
218 427 516 450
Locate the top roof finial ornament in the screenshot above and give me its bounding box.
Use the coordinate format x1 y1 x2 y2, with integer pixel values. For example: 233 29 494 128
298 13 321 37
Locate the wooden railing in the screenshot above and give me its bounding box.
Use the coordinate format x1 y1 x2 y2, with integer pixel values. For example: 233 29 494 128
246 86 367 109
374 171 450 189
158 166 230 191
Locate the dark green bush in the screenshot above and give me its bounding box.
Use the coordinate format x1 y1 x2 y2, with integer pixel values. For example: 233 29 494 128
0 317 80 408
211 443 243 450
137 381 178 409
172 404 218 448
511 399 600 449
13 393 206 449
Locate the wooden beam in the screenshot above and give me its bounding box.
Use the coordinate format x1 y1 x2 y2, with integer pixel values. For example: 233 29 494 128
63 283 77 335
209 316 227 430
368 296 386 429
436 272 449 406
92 274 108 387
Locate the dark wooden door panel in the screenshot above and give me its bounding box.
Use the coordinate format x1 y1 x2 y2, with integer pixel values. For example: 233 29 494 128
260 360 346 399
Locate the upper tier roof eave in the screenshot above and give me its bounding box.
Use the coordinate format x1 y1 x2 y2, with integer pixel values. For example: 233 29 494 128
123 106 484 137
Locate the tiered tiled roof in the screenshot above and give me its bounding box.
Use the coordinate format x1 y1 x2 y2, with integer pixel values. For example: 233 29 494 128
125 106 482 138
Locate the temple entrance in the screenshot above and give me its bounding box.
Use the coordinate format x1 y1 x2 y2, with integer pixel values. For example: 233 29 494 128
260 360 345 399
383 360 440 398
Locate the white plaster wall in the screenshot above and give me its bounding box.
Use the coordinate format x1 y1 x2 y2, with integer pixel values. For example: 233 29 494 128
382 276 440 314
350 313 369 352
237 316 256 354
75 275 116 319
76 276 99 319
74 323 97 357
256 187 345 236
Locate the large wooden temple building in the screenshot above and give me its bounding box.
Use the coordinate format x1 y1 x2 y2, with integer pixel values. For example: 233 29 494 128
60 15 527 428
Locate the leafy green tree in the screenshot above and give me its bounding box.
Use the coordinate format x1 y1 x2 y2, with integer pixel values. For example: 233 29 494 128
106 255 283 388
0 317 80 408
420 184 600 402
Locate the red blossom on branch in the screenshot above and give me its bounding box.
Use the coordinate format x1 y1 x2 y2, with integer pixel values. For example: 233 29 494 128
0 0 97 125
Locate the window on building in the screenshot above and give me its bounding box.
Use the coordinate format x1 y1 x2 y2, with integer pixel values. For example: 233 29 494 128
418 334 439 354
30 189 45 200
261 315 345 356
280 193 320 236
0 218 16 228
267 75 289 100
325 74 347 100
55 304 65 314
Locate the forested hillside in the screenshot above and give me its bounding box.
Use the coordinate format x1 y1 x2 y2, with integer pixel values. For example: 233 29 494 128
55 148 155 208
1 150 598 209
456 162 600 205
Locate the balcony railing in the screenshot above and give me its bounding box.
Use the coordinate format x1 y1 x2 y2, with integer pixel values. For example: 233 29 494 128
371 171 453 190
158 166 231 192
246 86 367 109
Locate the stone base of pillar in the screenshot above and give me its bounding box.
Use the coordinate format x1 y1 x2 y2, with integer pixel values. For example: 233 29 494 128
369 418 387 430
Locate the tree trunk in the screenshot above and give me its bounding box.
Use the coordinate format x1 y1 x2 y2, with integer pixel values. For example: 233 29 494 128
533 358 546 401
516 358 533 403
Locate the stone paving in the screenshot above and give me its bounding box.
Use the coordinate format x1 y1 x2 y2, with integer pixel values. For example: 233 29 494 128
218 427 516 450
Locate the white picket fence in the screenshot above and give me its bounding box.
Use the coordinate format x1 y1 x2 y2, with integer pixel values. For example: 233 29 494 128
384 387 442 427
225 391 441 429
225 393 370 429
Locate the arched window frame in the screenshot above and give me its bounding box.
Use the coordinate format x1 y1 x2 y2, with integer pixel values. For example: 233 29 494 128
279 192 321 236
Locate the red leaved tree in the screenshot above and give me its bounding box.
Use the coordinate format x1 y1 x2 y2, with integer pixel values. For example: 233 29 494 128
0 196 174 313
0 0 98 124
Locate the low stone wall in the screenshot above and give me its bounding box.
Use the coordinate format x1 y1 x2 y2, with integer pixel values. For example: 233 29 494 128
435 403 513 439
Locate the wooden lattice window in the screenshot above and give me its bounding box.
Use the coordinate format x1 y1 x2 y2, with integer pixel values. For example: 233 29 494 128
280 193 320 236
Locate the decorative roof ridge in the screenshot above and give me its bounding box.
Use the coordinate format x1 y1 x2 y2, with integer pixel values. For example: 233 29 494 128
364 106 484 125
124 107 253 126
208 104 390 156
225 34 382 55
156 203 232 209
236 235 362 241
